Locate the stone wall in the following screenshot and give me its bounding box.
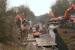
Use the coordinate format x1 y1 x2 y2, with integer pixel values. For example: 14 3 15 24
57 28 75 50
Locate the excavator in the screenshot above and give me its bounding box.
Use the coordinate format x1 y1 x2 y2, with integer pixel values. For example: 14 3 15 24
50 3 75 23
50 3 75 28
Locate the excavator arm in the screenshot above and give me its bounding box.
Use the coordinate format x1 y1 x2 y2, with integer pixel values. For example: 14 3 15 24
64 6 73 20
64 3 75 20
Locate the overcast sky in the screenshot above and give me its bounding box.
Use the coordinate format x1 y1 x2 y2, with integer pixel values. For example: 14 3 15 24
7 0 56 16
